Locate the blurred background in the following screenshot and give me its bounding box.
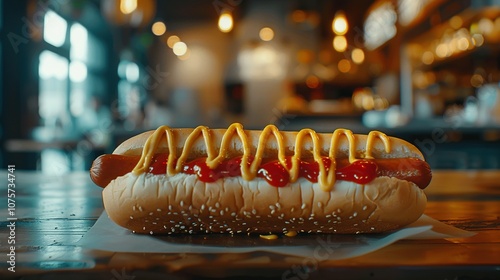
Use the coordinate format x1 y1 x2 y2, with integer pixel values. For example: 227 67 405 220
1 0 500 174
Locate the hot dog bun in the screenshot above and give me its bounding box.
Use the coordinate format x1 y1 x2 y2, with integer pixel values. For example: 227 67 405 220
100 124 429 235
104 173 426 234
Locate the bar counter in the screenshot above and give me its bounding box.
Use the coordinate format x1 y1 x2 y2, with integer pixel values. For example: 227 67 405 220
0 169 499 279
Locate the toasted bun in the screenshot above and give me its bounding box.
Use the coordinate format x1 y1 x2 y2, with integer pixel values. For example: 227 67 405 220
103 173 427 235
113 128 425 160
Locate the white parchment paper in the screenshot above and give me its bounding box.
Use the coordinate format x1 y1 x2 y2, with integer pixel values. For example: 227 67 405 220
78 211 474 260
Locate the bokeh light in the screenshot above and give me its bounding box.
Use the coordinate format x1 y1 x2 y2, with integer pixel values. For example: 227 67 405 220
173 41 188 56
351 48 365 64
167 35 180 48
259 27 275 41
332 11 348 35
151 21 166 36
333 35 347 52
337 59 351 73
218 11 233 33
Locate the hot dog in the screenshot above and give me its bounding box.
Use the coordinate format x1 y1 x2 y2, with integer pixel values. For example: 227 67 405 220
90 123 431 235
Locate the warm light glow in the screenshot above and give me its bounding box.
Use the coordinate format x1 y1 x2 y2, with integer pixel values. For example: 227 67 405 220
178 49 191 61
478 18 494 35
450 16 463 29
435 43 449 58
470 74 484 88
470 22 479 34
238 45 287 80
421 51 434 65
362 95 374 110
398 0 427 26
352 88 374 110
167 35 180 48
296 49 314 64
120 0 137 15
259 27 274 41
152 21 166 36
333 35 347 52
351 48 365 64
218 11 233 33
472 33 484 46
373 96 389 110
306 75 320 89
364 2 397 50
448 38 458 54
332 11 348 35
291 10 307 23
337 59 351 73
173 41 188 56
457 37 470 51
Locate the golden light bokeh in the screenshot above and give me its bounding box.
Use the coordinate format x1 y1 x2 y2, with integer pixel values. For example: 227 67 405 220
332 11 348 35
306 75 320 89
421 51 434 65
120 0 137 14
351 48 365 64
177 48 191 60
333 35 347 52
338 59 351 73
435 43 449 58
291 10 307 23
151 21 166 36
218 11 233 33
472 33 484 46
259 27 275 41
173 41 188 56
449 15 463 29
166 35 180 48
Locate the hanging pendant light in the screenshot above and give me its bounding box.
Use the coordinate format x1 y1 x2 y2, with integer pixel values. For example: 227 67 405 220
332 11 348 35
102 0 156 28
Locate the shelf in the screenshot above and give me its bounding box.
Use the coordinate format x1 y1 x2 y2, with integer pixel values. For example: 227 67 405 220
413 42 500 73
407 6 500 73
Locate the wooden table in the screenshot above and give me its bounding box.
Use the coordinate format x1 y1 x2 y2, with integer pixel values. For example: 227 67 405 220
1 170 499 279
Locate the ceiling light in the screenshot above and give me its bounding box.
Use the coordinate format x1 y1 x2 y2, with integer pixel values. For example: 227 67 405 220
120 0 137 15
332 11 348 35
218 11 233 33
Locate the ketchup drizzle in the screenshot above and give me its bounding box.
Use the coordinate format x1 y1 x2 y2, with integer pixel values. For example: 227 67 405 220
148 154 379 187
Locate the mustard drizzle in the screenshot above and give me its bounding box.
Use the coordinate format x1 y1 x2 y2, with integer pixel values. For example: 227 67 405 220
131 123 391 191
365 131 391 159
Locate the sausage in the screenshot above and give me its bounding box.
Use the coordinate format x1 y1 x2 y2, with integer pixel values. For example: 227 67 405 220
90 154 432 189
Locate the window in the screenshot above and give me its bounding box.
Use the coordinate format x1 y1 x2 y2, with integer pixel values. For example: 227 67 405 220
38 50 69 127
43 10 67 47
38 10 107 174
117 59 142 121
